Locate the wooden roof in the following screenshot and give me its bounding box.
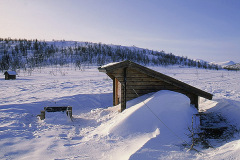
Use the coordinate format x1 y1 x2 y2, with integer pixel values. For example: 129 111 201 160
99 60 213 100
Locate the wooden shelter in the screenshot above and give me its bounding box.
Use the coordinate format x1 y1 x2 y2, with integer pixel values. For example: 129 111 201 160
98 60 213 112
4 71 17 80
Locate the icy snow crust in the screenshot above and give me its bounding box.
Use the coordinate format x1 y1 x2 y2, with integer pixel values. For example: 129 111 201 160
1 65 240 159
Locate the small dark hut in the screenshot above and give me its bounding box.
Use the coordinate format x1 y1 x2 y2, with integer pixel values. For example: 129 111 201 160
4 71 17 80
98 60 213 112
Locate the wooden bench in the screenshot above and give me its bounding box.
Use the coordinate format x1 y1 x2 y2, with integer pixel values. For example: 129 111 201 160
38 106 72 120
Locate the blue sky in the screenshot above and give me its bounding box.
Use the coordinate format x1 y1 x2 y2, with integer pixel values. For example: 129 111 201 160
1 0 240 62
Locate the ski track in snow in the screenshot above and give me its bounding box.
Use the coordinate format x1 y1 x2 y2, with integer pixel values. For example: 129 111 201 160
0 65 240 160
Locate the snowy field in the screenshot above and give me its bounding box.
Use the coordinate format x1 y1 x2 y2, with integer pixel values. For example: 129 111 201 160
1 65 240 160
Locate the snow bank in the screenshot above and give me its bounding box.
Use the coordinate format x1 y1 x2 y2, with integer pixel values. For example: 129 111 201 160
88 90 198 159
201 99 240 129
201 139 240 160
108 91 196 139
197 98 240 160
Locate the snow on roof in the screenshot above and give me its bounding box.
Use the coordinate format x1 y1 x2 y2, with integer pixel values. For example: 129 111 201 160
99 61 121 68
5 71 17 75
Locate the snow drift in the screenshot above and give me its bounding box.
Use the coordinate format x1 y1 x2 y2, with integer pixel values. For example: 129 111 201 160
88 90 198 159
108 91 197 139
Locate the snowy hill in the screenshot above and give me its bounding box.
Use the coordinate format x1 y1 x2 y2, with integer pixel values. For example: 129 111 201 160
223 63 240 70
195 59 208 63
1 65 240 159
0 38 221 71
210 61 236 67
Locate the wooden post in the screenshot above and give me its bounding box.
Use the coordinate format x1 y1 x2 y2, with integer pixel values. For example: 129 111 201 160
121 68 127 112
38 110 45 120
115 78 120 105
190 95 199 110
66 106 72 118
113 78 116 106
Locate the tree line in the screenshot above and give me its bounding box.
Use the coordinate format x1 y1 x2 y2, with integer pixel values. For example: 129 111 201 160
0 38 221 71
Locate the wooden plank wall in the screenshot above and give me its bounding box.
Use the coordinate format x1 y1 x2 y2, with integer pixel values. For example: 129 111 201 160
112 68 180 99
110 67 199 110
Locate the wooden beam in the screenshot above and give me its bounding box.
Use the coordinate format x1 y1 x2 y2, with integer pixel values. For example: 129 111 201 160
117 77 162 82
113 78 116 106
121 68 127 112
190 94 199 109
106 73 114 80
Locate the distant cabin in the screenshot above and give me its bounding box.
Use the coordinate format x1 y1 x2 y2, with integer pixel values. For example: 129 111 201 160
98 60 213 112
4 71 17 80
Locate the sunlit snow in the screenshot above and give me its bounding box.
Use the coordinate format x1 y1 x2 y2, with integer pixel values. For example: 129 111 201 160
0 65 240 160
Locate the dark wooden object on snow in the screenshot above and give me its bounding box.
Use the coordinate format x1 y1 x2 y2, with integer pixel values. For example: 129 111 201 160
98 60 213 112
38 106 72 120
4 71 17 80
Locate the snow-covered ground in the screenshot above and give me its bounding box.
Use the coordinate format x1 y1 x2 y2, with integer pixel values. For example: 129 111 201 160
0 65 240 160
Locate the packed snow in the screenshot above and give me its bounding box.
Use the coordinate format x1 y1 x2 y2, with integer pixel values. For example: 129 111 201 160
0 65 240 160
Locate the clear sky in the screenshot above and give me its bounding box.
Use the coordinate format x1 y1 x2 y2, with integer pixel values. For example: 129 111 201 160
1 0 240 62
